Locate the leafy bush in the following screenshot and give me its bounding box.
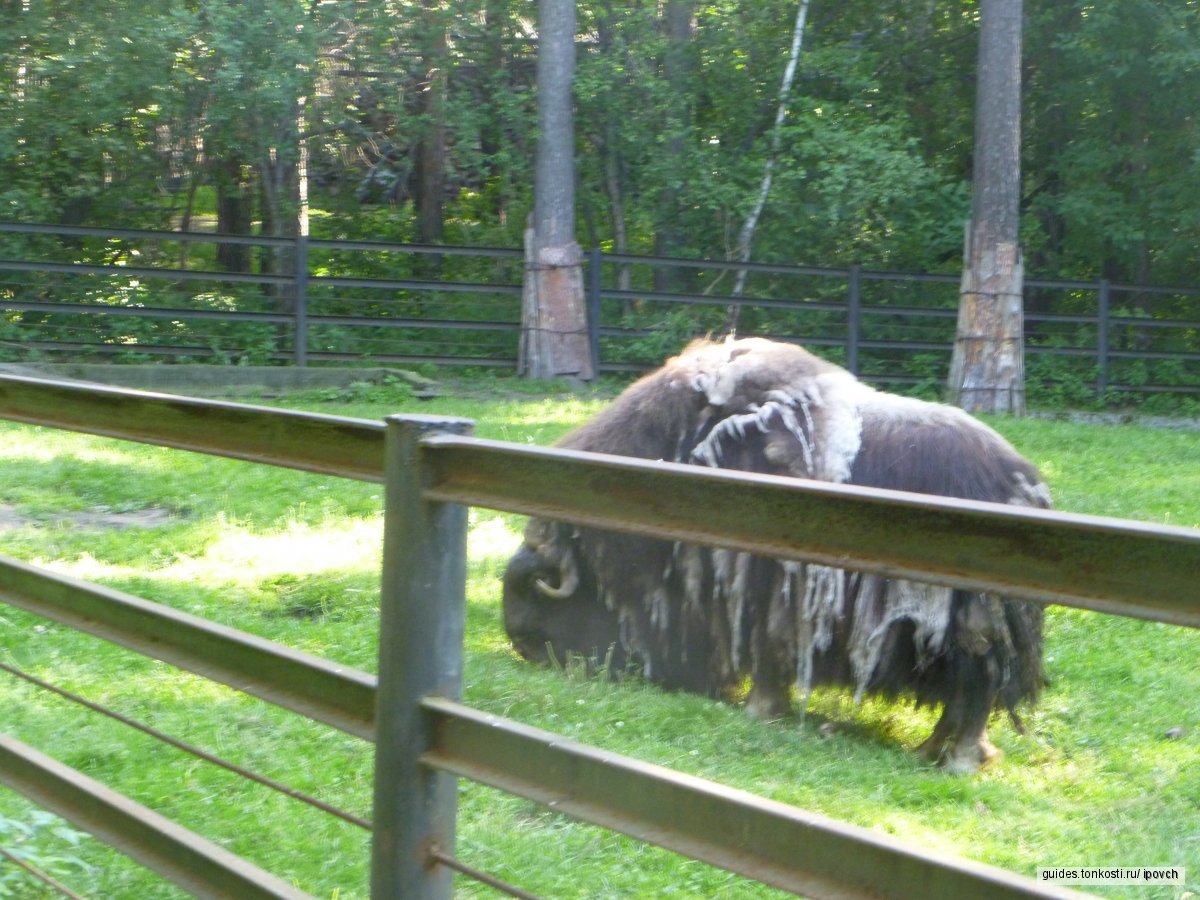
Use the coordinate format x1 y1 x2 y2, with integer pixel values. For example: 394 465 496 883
0 810 92 898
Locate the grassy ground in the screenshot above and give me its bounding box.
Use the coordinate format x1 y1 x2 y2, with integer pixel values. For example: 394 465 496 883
0 375 1197 898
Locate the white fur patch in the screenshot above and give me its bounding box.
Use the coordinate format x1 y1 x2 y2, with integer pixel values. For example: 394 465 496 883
846 577 953 702
689 385 863 485
664 337 1036 717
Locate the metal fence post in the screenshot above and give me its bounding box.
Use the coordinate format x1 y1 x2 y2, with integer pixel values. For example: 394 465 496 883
1097 278 1110 398
587 246 602 374
847 264 862 376
294 234 309 367
371 414 474 899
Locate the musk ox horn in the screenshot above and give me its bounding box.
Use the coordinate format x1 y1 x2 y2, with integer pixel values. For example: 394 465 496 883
534 552 579 599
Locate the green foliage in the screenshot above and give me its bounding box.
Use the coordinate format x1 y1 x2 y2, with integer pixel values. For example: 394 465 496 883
4 0 1199 287
290 374 415 406
1024 2 1200 284
0 810 93 897
4 2 1200 405
603 306 719 367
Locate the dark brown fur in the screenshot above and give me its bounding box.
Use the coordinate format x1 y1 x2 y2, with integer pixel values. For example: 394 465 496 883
503 338 1048 773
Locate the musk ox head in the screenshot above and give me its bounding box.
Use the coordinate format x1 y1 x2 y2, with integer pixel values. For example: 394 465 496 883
501 520 625 671
501 337 1049 773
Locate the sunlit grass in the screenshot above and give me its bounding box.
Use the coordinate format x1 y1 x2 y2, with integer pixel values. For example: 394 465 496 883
0 382 1197 898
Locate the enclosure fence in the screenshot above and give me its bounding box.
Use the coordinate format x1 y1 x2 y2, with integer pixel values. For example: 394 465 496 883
0 375 1198 897
2 221 1199 402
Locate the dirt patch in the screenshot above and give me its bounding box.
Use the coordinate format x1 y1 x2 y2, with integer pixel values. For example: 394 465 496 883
0 505 29 530
0 504 175 531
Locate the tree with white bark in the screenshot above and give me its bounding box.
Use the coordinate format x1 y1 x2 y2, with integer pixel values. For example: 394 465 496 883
725 0 811 333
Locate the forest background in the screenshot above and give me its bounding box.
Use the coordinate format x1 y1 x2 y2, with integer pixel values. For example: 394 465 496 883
6 1 1200 282
2 1 1199 381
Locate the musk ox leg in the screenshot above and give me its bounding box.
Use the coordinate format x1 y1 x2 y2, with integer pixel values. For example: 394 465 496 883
918 654 1002 773
915 593 1021 775
744 577 794 721
918 705 1000 776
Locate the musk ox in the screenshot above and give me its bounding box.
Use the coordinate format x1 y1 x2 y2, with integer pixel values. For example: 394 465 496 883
502 337 1050 773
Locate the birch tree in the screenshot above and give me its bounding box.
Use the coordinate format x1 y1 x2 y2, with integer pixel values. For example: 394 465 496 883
725 0 811 333
948 0 1025 413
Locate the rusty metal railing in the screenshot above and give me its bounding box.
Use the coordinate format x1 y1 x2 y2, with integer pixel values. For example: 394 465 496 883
417 433 1200 627
0 735 314 900
1 374 1196 897
0 373 386 480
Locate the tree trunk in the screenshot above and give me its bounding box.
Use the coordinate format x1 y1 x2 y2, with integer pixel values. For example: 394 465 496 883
948 0 1025 414
724 0 811 333
603 135 632 294
414 0 447 247
521 227 592 380
520 0 593 380
596 1 631 294
216 158 253 273
259 104 304 322
951 224 1025 411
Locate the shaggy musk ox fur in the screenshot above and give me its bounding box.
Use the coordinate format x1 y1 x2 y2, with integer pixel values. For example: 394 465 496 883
502 338 1050 773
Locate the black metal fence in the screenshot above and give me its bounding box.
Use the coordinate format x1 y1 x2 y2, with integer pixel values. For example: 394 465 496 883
1 222 1198 403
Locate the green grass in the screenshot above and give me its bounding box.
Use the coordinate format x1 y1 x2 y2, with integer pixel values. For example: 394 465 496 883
0 378 1197 898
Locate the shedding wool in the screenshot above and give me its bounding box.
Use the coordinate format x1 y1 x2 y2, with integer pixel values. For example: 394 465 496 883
502 337 1049 772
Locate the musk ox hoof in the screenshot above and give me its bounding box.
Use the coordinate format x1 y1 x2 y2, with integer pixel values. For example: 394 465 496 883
919 734 1002 776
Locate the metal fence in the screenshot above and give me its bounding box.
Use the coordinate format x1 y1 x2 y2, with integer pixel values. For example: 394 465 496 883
1 222 1199 402
0 374 1198 896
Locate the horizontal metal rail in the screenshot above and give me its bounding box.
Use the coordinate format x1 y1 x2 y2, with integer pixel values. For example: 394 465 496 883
0 842 85 900
1 299 292 323
861 304 957 318
419 435 1200 629
860 339 949 353
420 698 1086 900
597 286 846 312
308 313 517 332
0 221 299 248
1108 382 1200 394
310 237 522 258
0 341 502 368
599 252 855 277
426 847 543 900
1108 348 1200 361
306 351 513 367
1108 313 1200 329
0 258 294 286
0 660 371 830
0 374 386 482
0 554 377 740
314 274 522 294
0 734 315 900
1 339 261 362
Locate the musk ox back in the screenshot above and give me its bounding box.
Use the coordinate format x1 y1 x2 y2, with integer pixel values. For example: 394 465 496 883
502 337 1050 773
